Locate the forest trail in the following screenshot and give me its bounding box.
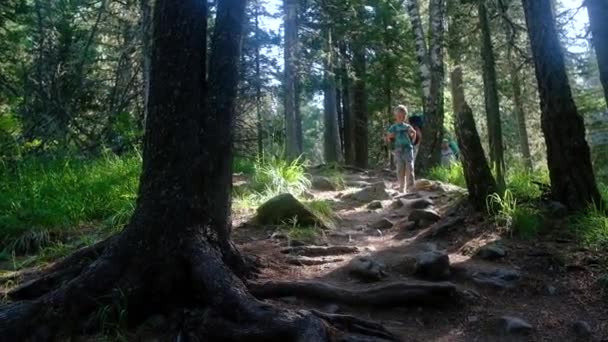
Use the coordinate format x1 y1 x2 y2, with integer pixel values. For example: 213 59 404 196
234 168 607 342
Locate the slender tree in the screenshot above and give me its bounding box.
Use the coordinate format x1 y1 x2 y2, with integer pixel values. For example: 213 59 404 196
283 0 302 159
322 26 342 163
405 0 446 172
478 1 505 191
352 5 368 168
498 0 533 170
523 0 602 210
448 1 496 210
339 43 356 164
586 0 608 107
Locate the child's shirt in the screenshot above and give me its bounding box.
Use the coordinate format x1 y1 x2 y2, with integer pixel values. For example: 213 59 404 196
388 122 413 151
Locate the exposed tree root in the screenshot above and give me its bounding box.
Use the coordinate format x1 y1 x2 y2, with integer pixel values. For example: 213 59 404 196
249 280 459 307
282 246 359 257
8 237 114 300
287 256 345 266
0 231 399 341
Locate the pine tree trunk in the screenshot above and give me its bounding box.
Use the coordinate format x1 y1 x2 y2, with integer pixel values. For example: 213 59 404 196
523 0 603 210
139 0 152 129
405 0 445 173
451 66 497 210
479 2 505 190
352 33 368 169
283 0 301 159
498 0 533 170
340 43 355 165
255 5 264 156
587 0 608 107
323 27 342 163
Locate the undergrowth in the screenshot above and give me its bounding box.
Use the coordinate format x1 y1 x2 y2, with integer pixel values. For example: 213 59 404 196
0 153 141 254
487 190 543 239
570 184 608 249
427 163 466 187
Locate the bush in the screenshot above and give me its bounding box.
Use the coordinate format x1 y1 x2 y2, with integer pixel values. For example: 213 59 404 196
251 156 310 197
428 163 466 187
0 153 141 253
487 190 542 239
506 166 548 201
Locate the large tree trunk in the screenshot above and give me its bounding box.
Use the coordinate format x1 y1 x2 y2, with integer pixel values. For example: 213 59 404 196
587 0 608 107
139 0 152 129
340 43 355 164
497 0 533 171
523 0 603 210
406 0 445 173
352 38 368 169
283 0 302 159
451 66 497 210
0 1 400 340
352 6 368 169
478 2 505 191
323 27 343 163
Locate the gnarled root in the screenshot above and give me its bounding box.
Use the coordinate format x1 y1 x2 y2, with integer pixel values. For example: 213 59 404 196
0 231 399 341
249 280 459 307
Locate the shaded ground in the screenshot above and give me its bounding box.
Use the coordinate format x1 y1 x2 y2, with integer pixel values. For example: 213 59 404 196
234 168 608 342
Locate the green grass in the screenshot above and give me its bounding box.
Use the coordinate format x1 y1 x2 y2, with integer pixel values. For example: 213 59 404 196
428 163 466 187
570 184 608 249
0 153 141 254
506 167 549 201
487 190 543 239
233 157 256 175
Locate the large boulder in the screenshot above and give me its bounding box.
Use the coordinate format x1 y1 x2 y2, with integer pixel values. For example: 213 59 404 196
348 256 386 282
256 193 324 227
409 208 441 225
345 182 390 202
470 268 521 289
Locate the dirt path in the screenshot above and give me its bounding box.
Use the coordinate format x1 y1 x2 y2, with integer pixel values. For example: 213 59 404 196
234 169 608 342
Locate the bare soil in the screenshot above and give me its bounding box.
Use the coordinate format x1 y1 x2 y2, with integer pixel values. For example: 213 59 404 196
234 169 608 342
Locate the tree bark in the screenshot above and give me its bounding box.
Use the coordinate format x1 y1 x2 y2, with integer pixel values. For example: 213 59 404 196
478 2 505 191
352 37 368 169
255 4 264 156
139 0 152 129
340 43 355 164
451 66 497 210
323 27 343 163
283 0 302 159
523 0 603 210
497 0 533 170
406 0 446 173
587 0 608 107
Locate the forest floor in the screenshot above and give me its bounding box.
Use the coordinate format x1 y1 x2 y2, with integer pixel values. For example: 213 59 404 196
233 168 608 342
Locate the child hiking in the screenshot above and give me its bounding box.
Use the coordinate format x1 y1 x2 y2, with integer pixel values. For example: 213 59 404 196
386 105 416 193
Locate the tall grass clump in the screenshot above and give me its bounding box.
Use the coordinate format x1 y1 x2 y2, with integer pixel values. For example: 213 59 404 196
487 189 542 239
428 163 466 187
251 155 310 197
506 166 548 201
570 183 608 249
0 153 141 253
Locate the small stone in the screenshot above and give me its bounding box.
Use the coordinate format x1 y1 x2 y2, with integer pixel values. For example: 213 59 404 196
498 316 533 335
345 182 390 202
281 296 298 304
389 199 404 209
395 219 417 230
302 190 315 199
367 200 383 210
311 176 336 191
476 244 507 260
369 218 393 230
546 285 557 295
409 208 441 225
289 239 307 247
349 256 386 281
471 268 521 289
572 320 592 340
468 316 479 323
415 250 450 281
270 232 288 240
408 198 434 209
335 192 344 199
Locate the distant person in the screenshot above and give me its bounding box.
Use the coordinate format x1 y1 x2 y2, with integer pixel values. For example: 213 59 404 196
408 114 423 166
441 138 455 167
386 105 416 193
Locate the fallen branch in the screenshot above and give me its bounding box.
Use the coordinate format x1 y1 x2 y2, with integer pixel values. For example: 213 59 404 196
249 280 458 307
